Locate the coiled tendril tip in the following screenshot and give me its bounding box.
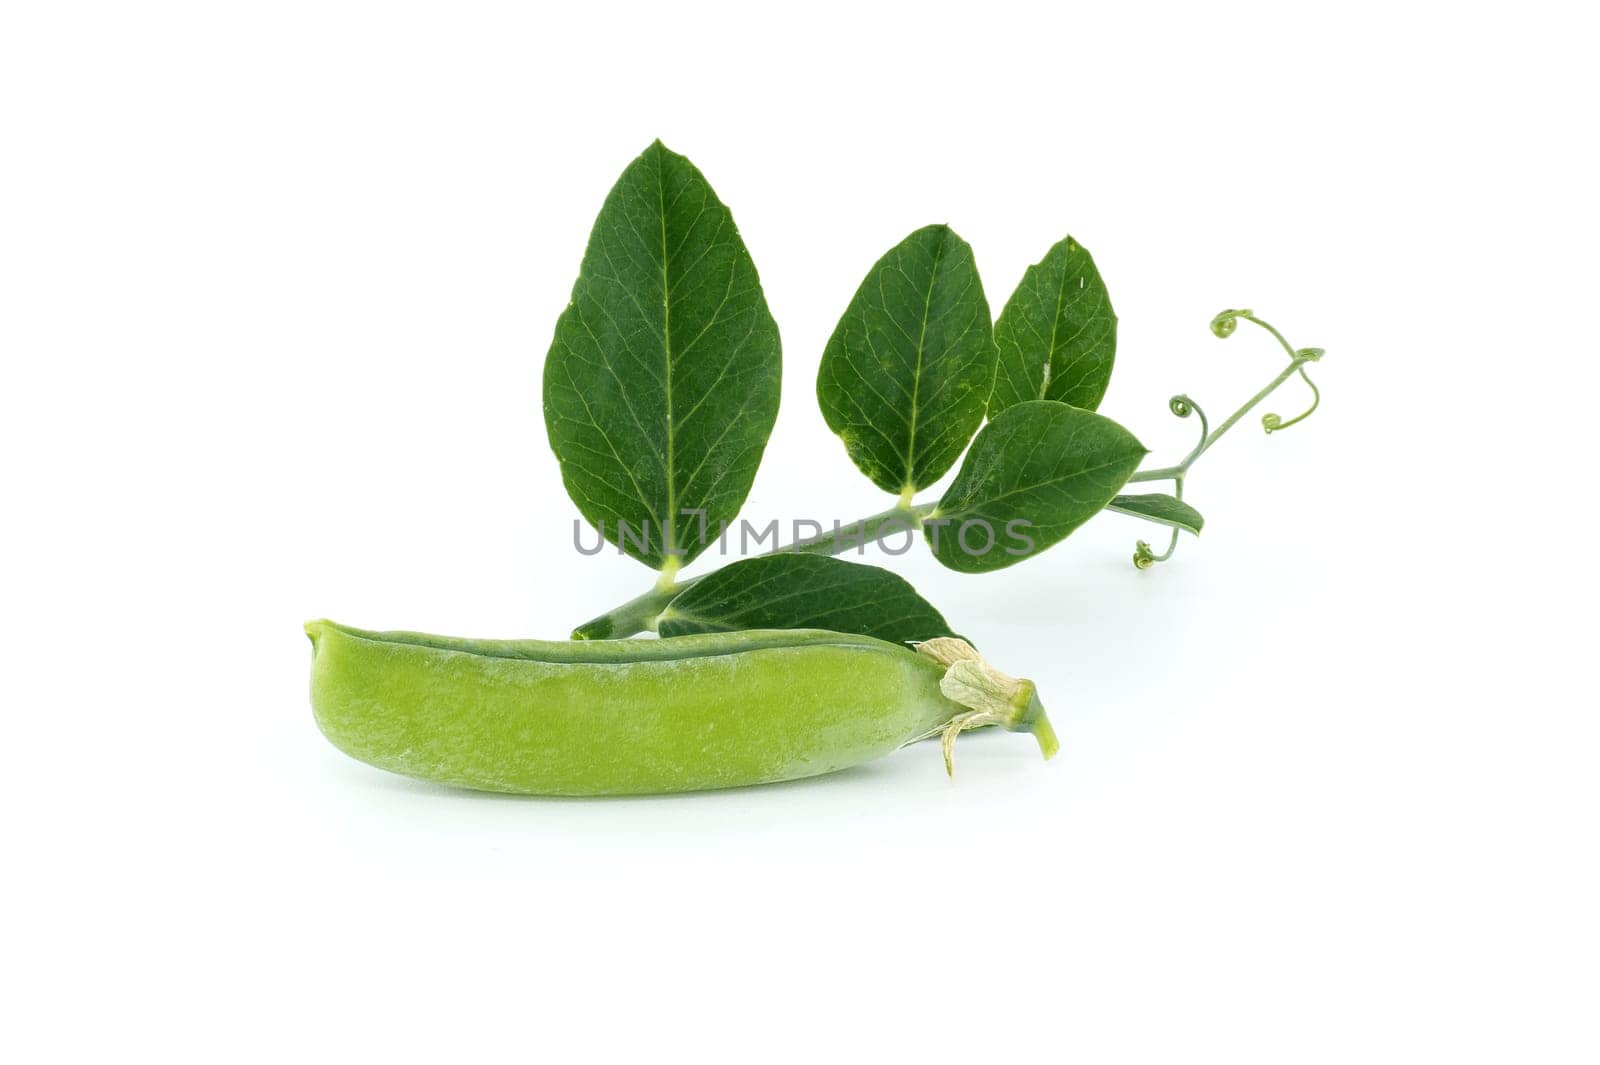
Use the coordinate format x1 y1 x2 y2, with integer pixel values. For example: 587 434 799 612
1170 394 1209 462
1134 528 1180 569
1210 308 1252 338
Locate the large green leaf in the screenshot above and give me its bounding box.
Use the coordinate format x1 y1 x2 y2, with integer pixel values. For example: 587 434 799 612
657 554 955 645
543 141 781 569
927 400 1146 573
1107 493 1205 535
990 236 1116 414
817 225 996 496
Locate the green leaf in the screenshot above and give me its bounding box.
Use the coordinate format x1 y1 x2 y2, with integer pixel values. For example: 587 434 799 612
817 225 996 496
1107 493 1205 535
543 141 781 570
657 554 956 645
927 400 1146 573
990 236 1116 414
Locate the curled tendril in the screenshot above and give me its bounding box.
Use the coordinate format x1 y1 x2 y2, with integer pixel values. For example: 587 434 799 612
1130 394 1208 569
1262 363 1322 434
1169 394 1210 463
1127 309 1325 569
1133 530 1179 570
1210 308 1252 338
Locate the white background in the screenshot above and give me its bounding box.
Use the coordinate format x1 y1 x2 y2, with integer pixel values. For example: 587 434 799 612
4 2 1596 1061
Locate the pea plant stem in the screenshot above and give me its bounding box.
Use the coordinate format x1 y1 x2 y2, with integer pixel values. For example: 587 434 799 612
789 503 938 556
570 503 936 639
572 313 1320 640
573 585 679 640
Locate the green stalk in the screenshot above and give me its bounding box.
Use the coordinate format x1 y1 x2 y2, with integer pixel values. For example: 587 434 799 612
571 503 936 639
788 503 937 555
571 585 679 640
574 311 1321 637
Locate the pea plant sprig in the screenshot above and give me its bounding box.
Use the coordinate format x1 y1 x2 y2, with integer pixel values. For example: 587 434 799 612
548 141 1326 644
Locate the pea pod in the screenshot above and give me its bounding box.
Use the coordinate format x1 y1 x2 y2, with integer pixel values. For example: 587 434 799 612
305 621 1057 795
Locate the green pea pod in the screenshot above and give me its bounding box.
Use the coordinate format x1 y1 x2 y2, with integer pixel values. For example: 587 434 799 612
305 621 1057 795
